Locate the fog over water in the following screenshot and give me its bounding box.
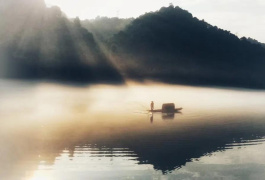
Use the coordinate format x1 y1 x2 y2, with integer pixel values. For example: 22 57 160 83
1 1 265 179
1 80 265 179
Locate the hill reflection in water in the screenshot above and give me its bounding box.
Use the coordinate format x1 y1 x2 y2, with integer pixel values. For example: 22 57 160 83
1 80 265 179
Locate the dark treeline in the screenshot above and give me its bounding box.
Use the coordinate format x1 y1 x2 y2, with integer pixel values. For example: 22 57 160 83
109 5 265 88
0 0 123 84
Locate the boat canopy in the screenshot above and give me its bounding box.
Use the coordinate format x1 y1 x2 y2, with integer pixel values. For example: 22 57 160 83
162 103 175 113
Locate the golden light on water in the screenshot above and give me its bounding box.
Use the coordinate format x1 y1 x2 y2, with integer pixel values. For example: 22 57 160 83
2 80 265 179
2 81 265 124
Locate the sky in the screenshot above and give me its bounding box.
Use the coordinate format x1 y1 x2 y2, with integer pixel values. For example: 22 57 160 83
44 0 265 43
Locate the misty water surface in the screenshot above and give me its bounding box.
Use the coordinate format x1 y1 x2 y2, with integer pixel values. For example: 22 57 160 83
1 80 265 180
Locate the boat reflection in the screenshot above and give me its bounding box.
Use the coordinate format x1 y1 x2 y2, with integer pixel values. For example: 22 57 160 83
162 113 175 120
150 111 182 122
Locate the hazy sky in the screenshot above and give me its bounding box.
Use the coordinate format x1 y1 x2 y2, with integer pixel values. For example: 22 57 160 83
44 0 265 42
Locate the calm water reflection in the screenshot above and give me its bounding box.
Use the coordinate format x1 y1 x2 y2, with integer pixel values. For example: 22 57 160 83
1 80 265 180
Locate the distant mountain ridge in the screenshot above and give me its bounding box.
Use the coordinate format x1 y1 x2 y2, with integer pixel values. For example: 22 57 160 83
81 17 133 43
2 2 265 88
109 5 265 88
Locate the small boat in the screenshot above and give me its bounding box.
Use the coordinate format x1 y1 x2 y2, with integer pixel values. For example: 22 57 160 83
148 103 182 113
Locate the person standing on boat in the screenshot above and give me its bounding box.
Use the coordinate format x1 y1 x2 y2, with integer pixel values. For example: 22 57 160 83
151 101 154 111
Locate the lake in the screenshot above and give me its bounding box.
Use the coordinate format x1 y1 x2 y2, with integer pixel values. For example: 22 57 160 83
1 80 265 180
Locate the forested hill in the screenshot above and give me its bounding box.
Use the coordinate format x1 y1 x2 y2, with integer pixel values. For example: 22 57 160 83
0 0 123 83
110 5 265 88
